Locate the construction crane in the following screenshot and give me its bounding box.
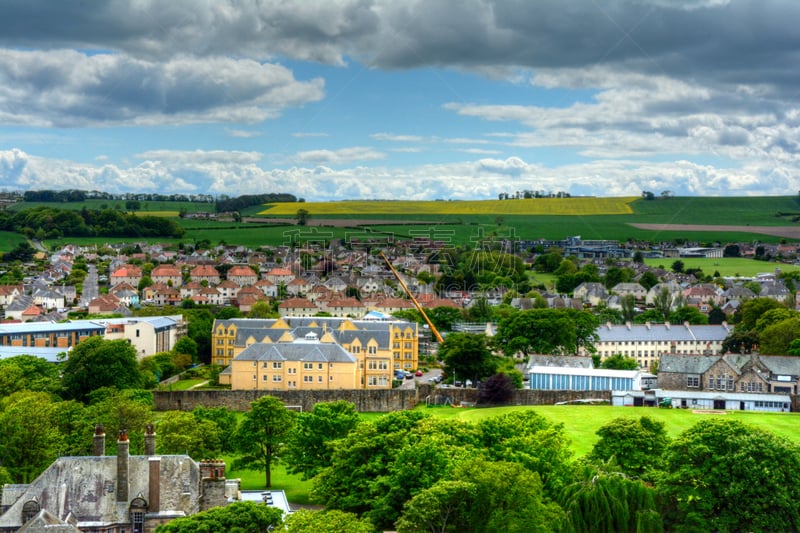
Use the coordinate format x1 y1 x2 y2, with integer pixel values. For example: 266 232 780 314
379 251 444 344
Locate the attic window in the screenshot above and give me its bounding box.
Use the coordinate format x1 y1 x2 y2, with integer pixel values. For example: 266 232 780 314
22 500 40 523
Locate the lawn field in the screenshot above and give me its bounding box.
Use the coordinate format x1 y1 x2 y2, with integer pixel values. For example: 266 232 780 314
0 231 26 253
419 404 800 457
9 199 213 214
644 257 800 277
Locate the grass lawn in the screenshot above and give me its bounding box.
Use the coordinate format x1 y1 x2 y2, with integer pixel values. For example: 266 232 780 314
156 378 207 391
0 230 26 253
225 460 314 505
644 256 800 278
417 404 800 457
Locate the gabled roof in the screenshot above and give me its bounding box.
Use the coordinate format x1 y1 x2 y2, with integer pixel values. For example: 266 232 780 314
233 341 357 364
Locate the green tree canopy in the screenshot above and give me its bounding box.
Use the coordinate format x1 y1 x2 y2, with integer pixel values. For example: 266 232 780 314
587 416 669 480
438 333 497 385
285 400 360 480
233 395 296 488
599 354 639 370
659 418 800 533
0 355 62 397
154 501 283 533
286 509 375 533
156 410 222 459
494 308 599 357
61 336 144 402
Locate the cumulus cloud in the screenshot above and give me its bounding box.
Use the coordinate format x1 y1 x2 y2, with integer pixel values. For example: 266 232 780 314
292 146 386 165
0 49 324 126
3 148 792 201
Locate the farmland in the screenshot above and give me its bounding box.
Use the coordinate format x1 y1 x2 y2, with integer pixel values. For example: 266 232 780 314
258 196 638 216
7 195 800 251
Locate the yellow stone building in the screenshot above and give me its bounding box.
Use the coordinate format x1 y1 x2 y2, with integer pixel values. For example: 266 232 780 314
213 317 419 390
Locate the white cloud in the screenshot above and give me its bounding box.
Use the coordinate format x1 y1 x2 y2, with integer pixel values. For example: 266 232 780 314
292 146 386 165
0 49 325 126
371 133 424 142
4 148 797 202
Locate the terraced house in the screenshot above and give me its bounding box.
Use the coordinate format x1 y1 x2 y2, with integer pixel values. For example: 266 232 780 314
213 317 420 390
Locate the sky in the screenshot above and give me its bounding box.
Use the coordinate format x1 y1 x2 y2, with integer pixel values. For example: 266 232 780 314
1 0 799 201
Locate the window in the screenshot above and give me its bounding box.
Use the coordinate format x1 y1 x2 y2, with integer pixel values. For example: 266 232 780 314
368 361 378 370
304 375 313 382
273 375 282 382
273 362 282 369
368 346 377 355
318 376 323 383
318 363 323 370
304 363 313 370
687 376 700 388
262 375 267 381
379 361 388 370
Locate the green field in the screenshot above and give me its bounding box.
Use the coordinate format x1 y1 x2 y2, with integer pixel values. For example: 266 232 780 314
644 256 800 277
13 195 800 249
421 404 800 457
9 199 213 214
0 231 26 253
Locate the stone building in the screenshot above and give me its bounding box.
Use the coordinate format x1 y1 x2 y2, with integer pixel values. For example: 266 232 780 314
0 425 228 533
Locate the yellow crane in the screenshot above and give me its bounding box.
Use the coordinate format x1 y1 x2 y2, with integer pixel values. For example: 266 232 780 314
379 251 444 344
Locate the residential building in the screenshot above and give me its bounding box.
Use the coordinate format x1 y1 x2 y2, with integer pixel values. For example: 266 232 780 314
580 322 733 370
227 265 258 287
189 264 220 285
278 297 319 317
150 264 182 287
212 316 419 378
109 265 143 287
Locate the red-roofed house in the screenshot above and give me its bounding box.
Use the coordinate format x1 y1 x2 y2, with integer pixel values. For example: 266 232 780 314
190 265 220 285
110 265 143 287
278 297 319 317
151 264 183 286
263 267 295 286
227 265 258 287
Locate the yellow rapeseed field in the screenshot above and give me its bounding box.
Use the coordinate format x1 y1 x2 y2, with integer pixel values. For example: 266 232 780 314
258 197 637 216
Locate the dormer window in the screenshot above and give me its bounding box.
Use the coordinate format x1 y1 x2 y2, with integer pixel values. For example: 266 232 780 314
22 500 40 523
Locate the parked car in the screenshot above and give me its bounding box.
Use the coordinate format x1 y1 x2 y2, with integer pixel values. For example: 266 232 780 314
404 371 414 379
415 370 423 377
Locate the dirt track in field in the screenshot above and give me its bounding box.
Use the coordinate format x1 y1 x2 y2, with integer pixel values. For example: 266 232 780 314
244 217 441 227
629 223 800 239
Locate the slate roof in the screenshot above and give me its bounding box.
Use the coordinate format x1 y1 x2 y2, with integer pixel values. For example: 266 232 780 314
234 341 357 364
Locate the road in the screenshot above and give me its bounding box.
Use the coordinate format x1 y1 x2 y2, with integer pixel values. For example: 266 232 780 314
80 264 99 306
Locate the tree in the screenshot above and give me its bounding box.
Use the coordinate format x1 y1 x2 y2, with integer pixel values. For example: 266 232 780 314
723 243 741 257
494 308 599 357
587 416 669 479
296 208 310 226
285 400 360 480
620 294 636 323
659 418 800 533
721 330 759 354
477 373 515 405
0 392 64 482
758 317 800 354
0 355 61 397
599 354 639 370
61 336 144 402
85 388 154 455
670 260 684 273
559 465 662 533
438 333 497 385
154 501 283 533
286 509 375 533
233 395 296 488
248 300 278 318
668 306 708 325
172 336 198 362
395 480 478 533
739 297 785 331
652 287 673 321
638 271 658 289
156 410 222 458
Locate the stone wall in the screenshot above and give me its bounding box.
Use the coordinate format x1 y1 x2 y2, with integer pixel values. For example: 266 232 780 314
154 387 611 412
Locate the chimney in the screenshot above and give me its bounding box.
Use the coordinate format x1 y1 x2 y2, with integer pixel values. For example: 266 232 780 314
148 457 161 513
117 430 129 502
144 423 156 456
93 424 105 456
